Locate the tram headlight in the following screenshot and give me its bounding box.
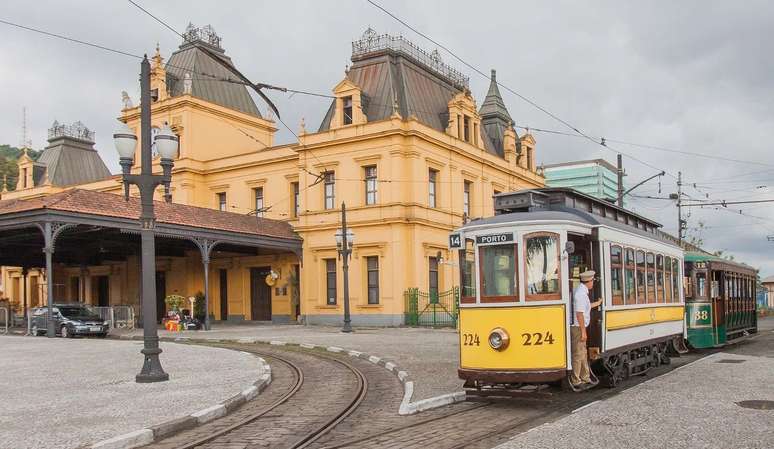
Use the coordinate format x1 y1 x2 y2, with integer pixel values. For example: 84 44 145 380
488 328 510 351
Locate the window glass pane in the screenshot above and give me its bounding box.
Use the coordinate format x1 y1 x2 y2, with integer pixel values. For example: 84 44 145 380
525 235 560 298
480 244 516 298
254 187 264 217
463 181 471 216
325 259 336 305
625 248 635 305
646 252 656 303
365 166 377 205
636 250 646 303
461 239 476 300
343 96 353 125
673 262 680 301
324 172 335 209
697 272 706 298
611 246 623 305
656 255 664 303
292 182 300 217
665 257 672 303
366 256 379 304
428 169 437 208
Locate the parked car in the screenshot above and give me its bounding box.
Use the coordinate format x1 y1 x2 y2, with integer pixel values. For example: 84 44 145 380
30 304 109 338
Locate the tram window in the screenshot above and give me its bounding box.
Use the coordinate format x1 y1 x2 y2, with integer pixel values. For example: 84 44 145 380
524 233 560 300
480 244 517 301
697 272 707 298
625 248 636 305
460 239 476 303
636 250 646 304
665 257 673 303
656 255 664 303
673 262 680 302
646 252 656 303
611 245 624 305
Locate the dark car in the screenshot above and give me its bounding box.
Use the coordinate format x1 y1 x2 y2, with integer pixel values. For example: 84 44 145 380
30 304 109 338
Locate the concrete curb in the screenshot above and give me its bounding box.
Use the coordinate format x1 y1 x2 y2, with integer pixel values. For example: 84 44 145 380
89 347 271 449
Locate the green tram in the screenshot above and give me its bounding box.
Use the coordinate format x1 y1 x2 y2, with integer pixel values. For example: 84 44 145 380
683 251 758 348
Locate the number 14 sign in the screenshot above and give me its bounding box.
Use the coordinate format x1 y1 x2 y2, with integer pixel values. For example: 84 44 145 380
449 233 462 249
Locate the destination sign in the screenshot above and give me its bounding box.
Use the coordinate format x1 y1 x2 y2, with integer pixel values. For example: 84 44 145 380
476 233 513 244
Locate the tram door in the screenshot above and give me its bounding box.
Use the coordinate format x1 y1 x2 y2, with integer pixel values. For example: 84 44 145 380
567 234 603 355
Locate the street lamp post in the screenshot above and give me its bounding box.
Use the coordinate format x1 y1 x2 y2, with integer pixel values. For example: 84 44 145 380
113 55 178 383
335 203 354 333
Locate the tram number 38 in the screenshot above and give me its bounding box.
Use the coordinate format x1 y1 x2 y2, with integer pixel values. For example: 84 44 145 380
462 332 556 346
694 310 709 321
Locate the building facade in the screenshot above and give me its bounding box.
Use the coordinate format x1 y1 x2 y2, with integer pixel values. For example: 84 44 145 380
543 159 622 204
763 275 774 309
1 26 544 325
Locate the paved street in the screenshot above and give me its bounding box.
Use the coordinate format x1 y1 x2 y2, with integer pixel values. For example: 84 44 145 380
494 320 774 449
0 336 262 449
112 323 460 401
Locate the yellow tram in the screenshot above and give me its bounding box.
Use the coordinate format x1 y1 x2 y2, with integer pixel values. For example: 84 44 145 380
451 188 685 391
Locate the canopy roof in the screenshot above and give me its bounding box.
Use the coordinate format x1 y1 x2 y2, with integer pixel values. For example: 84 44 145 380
0 189 301 268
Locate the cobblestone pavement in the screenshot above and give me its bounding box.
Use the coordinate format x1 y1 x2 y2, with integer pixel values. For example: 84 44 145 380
494 324 774 449
0 336 261 449
148 344 365 449
113 324 459 401
146 337 722 449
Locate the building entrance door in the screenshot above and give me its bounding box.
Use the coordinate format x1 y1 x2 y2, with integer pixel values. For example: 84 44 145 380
156 271 166 323
219 269 228 320
250 267 272 321
95 276 109 307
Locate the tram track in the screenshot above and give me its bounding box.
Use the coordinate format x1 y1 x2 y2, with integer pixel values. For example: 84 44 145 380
149 343 368 449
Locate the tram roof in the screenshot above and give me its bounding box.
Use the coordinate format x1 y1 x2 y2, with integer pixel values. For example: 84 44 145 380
684 251 757 273
458 187 675 245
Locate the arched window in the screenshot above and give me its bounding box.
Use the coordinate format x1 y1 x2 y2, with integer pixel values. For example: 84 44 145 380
524 232 561 300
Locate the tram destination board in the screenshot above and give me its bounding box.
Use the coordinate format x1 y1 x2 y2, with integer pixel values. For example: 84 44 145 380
476 233 514 244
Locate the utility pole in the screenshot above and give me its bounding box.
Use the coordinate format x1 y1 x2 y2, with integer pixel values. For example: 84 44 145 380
616 154 624 207
677 171 683 243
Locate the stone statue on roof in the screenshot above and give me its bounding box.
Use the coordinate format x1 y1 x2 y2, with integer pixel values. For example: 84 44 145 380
183 73 193 95
121 91 134 110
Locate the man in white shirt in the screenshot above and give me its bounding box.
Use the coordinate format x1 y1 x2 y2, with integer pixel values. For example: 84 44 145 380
571 270 602 386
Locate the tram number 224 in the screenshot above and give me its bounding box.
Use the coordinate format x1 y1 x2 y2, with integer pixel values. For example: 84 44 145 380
462 332 555 346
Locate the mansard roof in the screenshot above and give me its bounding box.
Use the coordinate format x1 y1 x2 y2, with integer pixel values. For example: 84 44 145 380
165 31 262 118
34 123 111 187
318 30 500 157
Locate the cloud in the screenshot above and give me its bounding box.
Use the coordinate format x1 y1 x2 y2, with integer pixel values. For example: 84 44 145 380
1 0 772 275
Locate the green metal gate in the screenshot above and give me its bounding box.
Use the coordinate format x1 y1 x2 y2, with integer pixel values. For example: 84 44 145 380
404 287 459 327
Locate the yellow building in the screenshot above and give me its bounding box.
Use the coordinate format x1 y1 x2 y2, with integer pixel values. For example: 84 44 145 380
1 26 543 325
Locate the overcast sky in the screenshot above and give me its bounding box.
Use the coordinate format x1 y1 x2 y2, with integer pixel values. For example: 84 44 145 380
1 1 772 277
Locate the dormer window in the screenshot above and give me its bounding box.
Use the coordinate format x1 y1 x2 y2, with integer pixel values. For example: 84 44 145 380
463 116 470 142
343 96 353 125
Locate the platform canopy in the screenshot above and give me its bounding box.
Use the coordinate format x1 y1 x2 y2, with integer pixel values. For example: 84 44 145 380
0 188 302 318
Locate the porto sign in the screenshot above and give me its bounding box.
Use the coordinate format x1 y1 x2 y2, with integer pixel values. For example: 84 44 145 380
476 233 514 244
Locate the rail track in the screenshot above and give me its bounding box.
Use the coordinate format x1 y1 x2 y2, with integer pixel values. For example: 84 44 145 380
151 345 367 449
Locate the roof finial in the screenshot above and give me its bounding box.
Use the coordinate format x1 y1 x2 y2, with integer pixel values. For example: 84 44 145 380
299 117 307 135
491 69 496 82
